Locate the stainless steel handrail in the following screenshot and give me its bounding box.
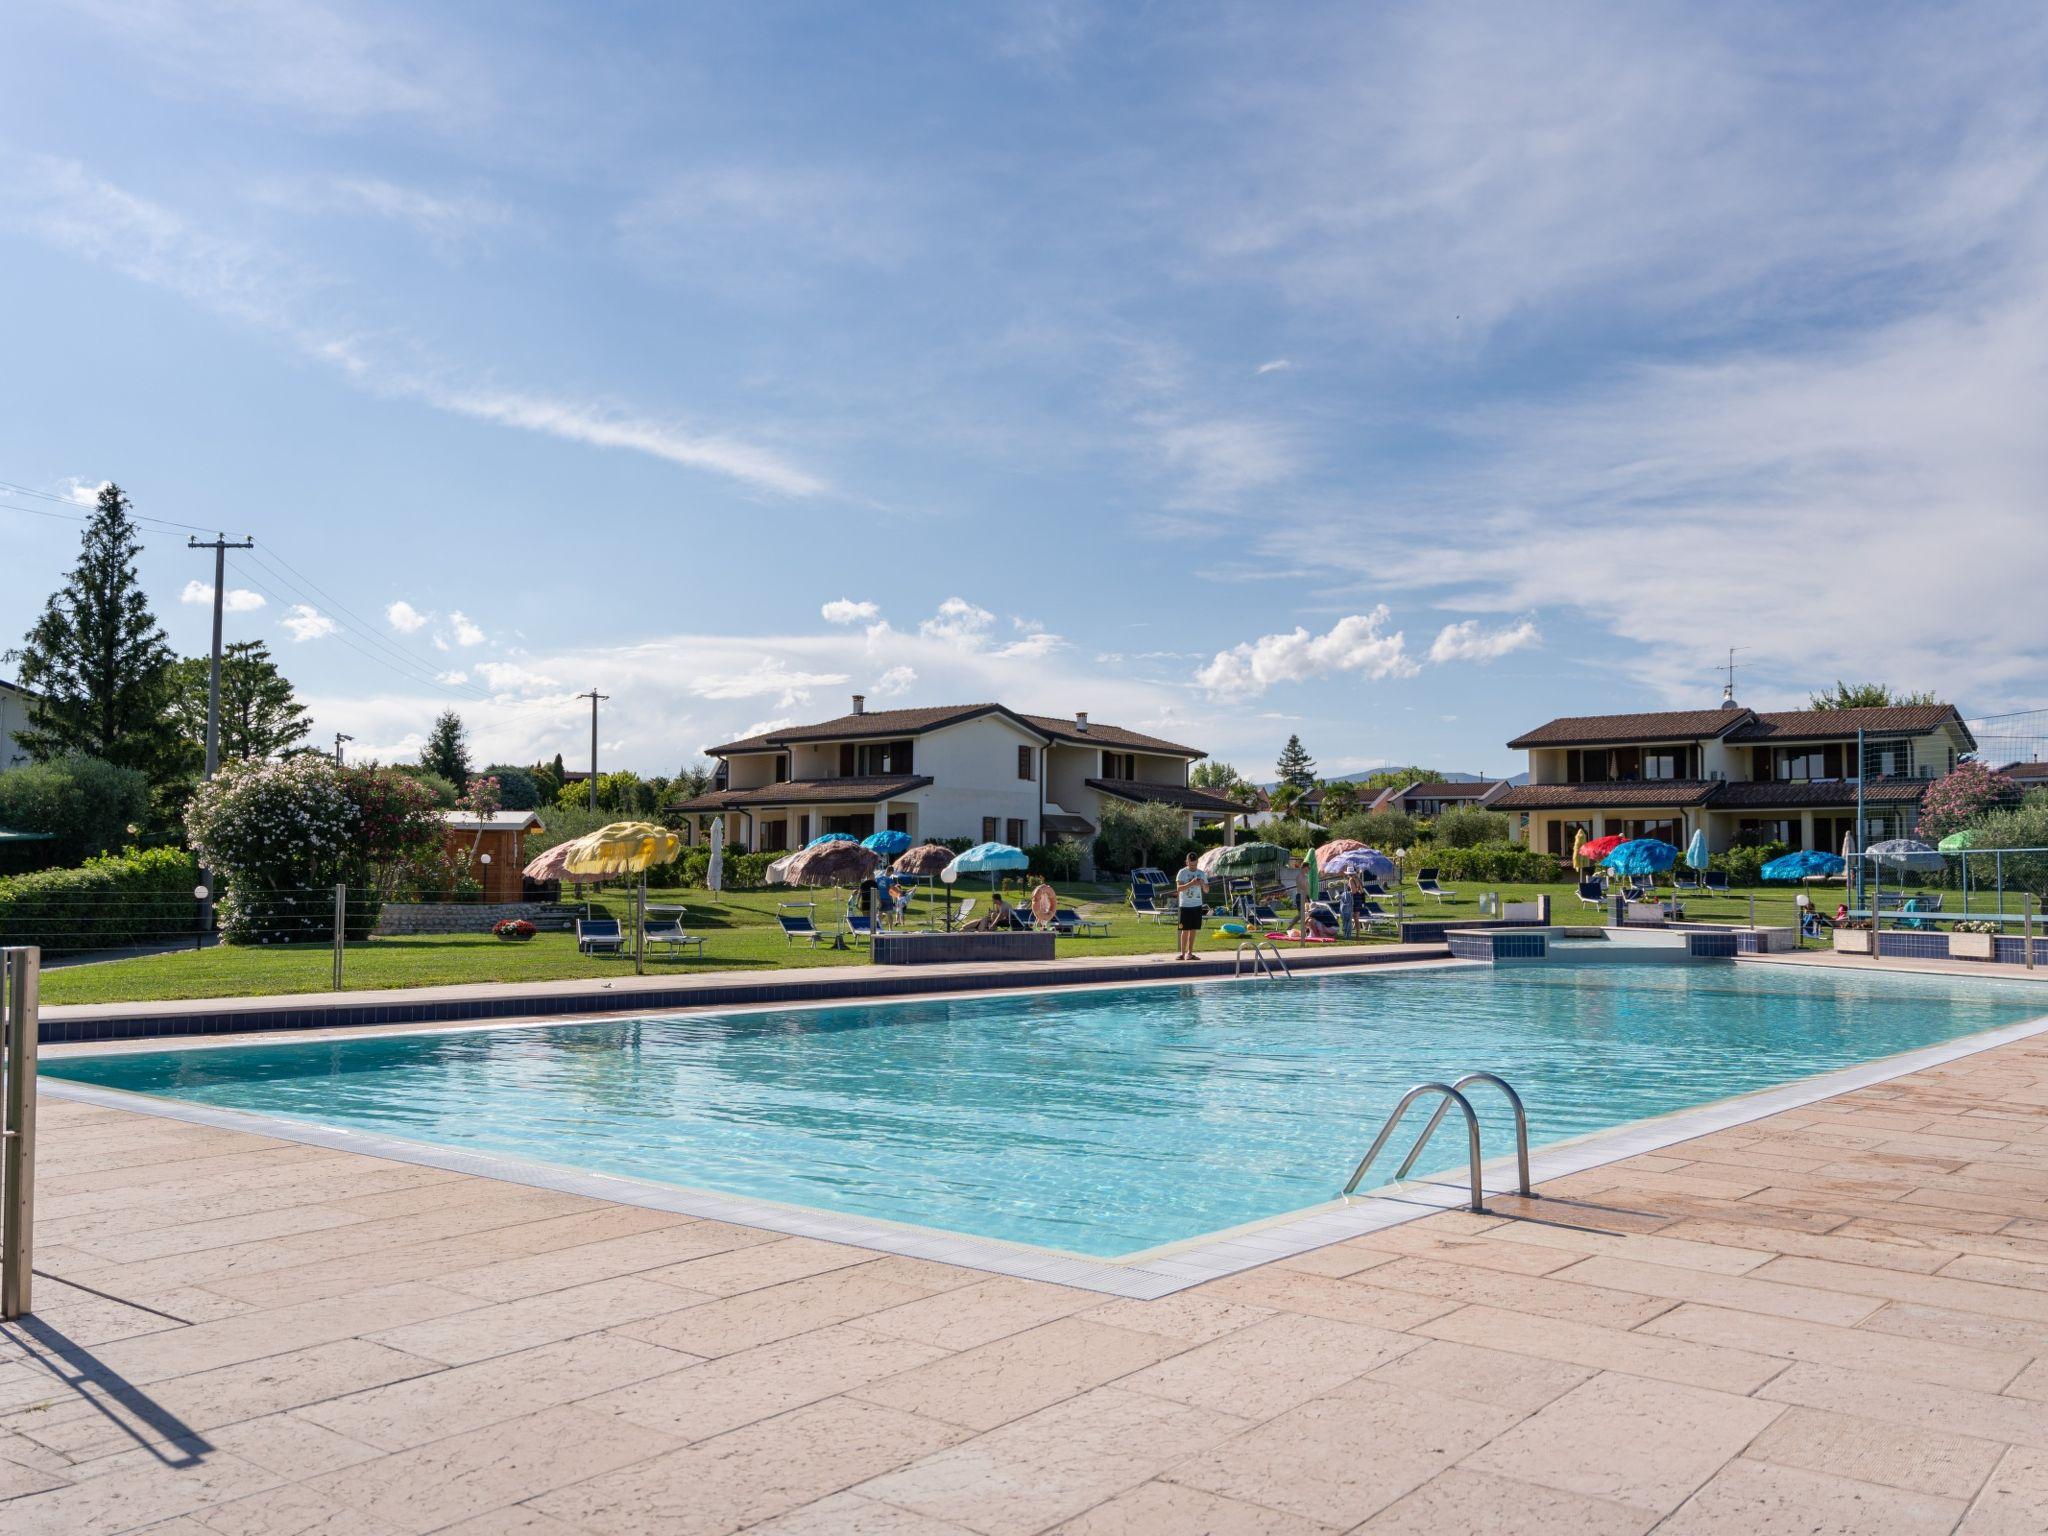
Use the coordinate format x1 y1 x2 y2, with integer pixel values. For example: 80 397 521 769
2 946 38 1320
1394 1071 1533 1197
1342 1082 1486 1212
1233 937 1291 979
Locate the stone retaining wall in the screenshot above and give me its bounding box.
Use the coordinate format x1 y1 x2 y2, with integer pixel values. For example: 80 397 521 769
373 901 582 936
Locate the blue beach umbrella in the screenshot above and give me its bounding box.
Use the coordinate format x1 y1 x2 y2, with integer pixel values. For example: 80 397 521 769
1761 850 1846 881
805 832 857 849
860 829 912 857
1322 848 1396 881
1684 829 1709 871
1601 839 1679 878
942 841 1031 899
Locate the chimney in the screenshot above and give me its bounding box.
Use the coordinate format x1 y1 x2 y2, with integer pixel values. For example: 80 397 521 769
1074 711 1089 733
851 694 865 716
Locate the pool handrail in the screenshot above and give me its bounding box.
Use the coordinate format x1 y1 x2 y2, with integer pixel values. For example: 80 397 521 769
1343 1082 1486 1213
1393 1071 1533 1197
1233 937 1291 979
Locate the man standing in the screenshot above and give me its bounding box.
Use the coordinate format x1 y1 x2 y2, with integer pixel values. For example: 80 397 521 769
1174 852 1210 961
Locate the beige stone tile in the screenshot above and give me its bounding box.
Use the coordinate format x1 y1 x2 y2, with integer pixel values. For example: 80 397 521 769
1353 1255 1677 1328
1859 1301 2048 1357
855 1387 1251 1536
1267 1244 1397 1279
430 1509 591 1536
1760 1362 2048 1450
1942 1253 2048 1292
1194 1269 1461 1332
302 1403 678 1534
1414 1304 1784 1394
204 1412 386 1477
858 1256 987 1295
70 1201 377 1267
1546 1252 1883 1325
1957 1447 2048 1535
1643 1302 2027 1391
1051 1479 1333 1534
853 1317 1183 1432
643 1235 878 1295
586 1323 944 1444
533 1397 971 1536
298 1331 698 1450
1359 1338 1595 1415
185 1481 407 1535
1164 1383 1522 1528
0 1449 70 1501
1657 1457 1965 1535
1354 1467 1653 1534
1463 1371 1781 1516
618 1265 936 1358
361 1275 705 1365
3 1442 282 1536
1080 1291 1274 1345
1745 1405 2006 1500
1484 1219 1774 1276
750 1491 984 1534
1343 1225 1583 1276
435 1218 781 1301
853 1275 1098 1352
1751 1254 2048 1324
1120 1312 1423 1421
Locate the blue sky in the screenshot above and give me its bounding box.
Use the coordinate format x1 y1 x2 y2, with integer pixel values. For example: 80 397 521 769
5 1 2046 779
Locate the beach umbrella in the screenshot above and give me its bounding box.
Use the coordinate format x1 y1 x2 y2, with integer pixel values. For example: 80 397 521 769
705 817 725 896
1571 827 1588 872
764 850 800 885
1937 831 1978 851
1580 833 1627 866
1601 838 1679 878
1200 841 1289 877
1842 828 1859 889
805 832 858 849
942 842 1029 888
560 821 686 975
1684 829 1710 872
1322 848 1396 881
522 840 596 885
892 843 955 877
783 839 883 935
1314 838 1367 870
1866 838 1944 874
861 829 912 858
1761 850 1846 880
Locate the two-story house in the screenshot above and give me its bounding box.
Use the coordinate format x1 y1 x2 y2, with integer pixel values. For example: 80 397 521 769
1369 780 1511 819
673 696 1244 852
1492 697 1975 863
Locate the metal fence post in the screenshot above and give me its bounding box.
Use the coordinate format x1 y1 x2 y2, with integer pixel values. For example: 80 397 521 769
332 884 346 991
3 947 38 1320
2028 898 2036 972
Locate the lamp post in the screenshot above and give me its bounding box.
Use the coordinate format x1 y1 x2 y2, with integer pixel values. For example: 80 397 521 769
1394 848 1408 924
192 884 210 952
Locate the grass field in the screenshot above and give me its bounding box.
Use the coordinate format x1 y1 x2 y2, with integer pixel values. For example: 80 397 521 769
37 876 1839 1007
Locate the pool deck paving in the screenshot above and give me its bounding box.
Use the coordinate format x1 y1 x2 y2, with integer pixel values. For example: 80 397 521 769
9 987 2048 1530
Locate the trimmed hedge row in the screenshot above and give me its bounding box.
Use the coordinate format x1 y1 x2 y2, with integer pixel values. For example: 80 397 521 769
0 846 201 956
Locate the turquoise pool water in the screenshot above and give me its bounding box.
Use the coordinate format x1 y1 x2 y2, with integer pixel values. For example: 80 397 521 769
44 964 2047 1258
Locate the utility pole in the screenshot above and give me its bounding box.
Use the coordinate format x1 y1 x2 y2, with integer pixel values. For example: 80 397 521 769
576 689 608 810
188 535 255 776
189 534 253 942
333 732 353 765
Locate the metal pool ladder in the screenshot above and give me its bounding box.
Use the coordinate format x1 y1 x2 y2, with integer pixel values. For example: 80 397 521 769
1234 937 1291 979
1341 1072 1533 1214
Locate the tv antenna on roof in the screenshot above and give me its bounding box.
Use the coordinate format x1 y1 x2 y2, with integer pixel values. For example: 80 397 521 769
1719 647 1747 708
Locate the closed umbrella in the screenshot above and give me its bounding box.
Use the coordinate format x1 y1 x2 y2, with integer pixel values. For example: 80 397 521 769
1571 827 1588 873
1684 829 1709 872
560 820 685 975
1842 829 1858 890
705 817 725 896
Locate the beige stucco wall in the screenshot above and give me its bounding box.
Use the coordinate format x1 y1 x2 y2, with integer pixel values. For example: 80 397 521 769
0 686 34 772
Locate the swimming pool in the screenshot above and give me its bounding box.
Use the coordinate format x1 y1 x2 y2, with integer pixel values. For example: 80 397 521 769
43 963 2048 1261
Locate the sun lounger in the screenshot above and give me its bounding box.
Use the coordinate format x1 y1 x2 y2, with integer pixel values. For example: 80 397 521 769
1129 887 1173 923
1576 878 1605 911
842 913 876 944
575 917 625 955
1702 870 1729 894
776 903 823 945
642 918 705 959
1416 869 1457 902
1049 907 1109 937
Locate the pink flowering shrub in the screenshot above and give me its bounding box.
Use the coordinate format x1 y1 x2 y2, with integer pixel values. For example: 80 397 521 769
1917 761 2020 841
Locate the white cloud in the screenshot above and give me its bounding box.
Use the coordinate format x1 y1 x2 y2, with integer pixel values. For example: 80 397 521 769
437 670 469 685
919 597 996 645
281 603 338 641
474 660 556 693
1428 618 1540 665
688 659 850 711
180 579 265 612
57 477 108 507
870 664 918 698
822 598 881 624
995 631 1064 661
1255 359 1292 375
1197 608 1418 699
385 599 429 632
447 611 485 647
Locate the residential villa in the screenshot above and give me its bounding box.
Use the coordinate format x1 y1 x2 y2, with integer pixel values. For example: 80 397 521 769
1492 697 1976 862
0 679 36 773
1369 779 1511 818
2002 760 2048 791
673 696 1244 852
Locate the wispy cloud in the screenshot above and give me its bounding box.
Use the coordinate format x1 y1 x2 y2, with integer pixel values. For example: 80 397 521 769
181 579 265 612
1428 618 1540 664
1254 359 1292 375
821 598 881 625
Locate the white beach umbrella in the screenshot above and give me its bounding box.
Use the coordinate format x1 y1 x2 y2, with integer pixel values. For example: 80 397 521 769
706 817 725 895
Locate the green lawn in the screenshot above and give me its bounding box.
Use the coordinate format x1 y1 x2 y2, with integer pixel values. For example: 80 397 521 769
38 877 1838 1008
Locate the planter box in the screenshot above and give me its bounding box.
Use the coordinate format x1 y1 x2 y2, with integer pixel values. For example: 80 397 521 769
1950 931 1997 961
1833 929 1874 955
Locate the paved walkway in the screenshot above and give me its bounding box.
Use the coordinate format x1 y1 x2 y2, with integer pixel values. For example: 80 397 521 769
7 1033 2048 1532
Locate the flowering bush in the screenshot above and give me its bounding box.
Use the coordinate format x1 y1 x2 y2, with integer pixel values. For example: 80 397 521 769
1918 762 2020 841
186 758 442 943
492 918 537 941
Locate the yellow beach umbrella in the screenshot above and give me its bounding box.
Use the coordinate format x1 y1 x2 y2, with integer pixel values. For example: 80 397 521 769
1570 826 1588 873
561 821 683 973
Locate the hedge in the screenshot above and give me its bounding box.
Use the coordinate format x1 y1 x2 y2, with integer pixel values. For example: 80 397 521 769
0 846 201 956
1410 843 1562 883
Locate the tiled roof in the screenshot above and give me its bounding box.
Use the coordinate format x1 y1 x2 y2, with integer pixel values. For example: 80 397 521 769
672 775 933 810
1726 706 1966 741
1085 778 1248 813
1401 781 1505 799
1506 710 1753 749
2001 761 2048 781
1492 781 1723 810
708 704 1202 758
1715 778 1929 807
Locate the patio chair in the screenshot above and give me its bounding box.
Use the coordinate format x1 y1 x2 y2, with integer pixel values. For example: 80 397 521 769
576 917 626 955
776 902 823 946
1049 907 1109 937
1416 869 1458 903
642 918 705 960
1576 878 1605 911
1128 886 1173 923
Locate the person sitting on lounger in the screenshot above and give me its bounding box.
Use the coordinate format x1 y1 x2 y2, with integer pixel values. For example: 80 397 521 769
962 893 1016 932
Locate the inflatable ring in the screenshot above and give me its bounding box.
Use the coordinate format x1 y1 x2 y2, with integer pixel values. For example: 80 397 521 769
1218 920 1249 936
